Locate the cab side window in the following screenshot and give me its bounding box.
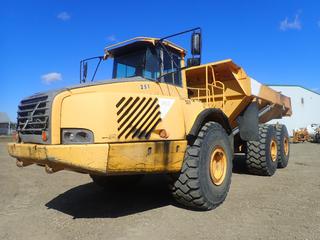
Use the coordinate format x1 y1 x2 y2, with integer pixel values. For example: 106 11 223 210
162 53 182 86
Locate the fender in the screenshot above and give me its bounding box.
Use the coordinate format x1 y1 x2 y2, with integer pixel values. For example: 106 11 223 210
188 108 232 138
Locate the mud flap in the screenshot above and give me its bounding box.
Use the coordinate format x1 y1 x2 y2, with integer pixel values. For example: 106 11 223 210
237 102 259 141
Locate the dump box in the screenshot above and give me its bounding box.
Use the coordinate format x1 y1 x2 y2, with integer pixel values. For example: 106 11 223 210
184 59 292 127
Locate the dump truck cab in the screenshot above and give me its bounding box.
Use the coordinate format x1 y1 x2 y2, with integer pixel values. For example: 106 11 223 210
9 33 204 172
8 28 292 211
108 37 185 87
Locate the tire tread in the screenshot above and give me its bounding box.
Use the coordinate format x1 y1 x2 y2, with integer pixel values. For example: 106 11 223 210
246 124 277 176
172 122 231 210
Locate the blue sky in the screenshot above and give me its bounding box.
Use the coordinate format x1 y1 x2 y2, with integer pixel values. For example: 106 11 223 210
1 0 320 120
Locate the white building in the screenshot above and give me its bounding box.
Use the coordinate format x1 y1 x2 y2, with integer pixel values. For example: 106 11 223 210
268 85 320 136
0 112 16 135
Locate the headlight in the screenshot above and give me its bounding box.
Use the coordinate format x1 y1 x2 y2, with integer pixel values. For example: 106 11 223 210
61 129 94 144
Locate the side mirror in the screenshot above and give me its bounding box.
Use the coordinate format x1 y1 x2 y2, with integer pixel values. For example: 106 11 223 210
191 32 201 55
83 62 88 82
187 57 201 67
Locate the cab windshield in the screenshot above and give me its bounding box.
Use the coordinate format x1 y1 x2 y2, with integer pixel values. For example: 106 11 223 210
112 46 182 86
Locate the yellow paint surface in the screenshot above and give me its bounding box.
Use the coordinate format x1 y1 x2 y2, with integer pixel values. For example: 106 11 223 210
107 140 187 173
8 140 187 174
8 143 109 174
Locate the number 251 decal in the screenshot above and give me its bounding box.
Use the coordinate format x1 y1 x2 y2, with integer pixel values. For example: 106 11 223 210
140 84 150 90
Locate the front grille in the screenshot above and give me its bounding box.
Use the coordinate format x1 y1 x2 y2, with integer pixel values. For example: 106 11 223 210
17 94 49 135
116 96 161 140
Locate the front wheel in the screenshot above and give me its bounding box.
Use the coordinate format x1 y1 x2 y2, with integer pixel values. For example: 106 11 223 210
172 122 233 210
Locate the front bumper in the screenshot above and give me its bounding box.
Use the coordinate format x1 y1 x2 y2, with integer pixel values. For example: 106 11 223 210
7 141 186 175
7 143 109 174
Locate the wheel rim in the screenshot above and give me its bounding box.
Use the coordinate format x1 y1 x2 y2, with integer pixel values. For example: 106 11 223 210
210 147 227 186
284 137 289 156
270 139 278 162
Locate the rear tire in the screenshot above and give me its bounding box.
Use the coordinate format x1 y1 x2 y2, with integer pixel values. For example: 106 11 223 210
90 174 143 190
172 122 233 210
275 124 290 168
246 124 278 176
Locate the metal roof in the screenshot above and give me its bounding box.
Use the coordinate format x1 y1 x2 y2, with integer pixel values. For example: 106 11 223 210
268 85 320 96
0 112 11 123
104 37 186 56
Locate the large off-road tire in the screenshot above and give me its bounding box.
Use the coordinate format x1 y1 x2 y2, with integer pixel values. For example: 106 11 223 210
90 174 143 190
246 124 278 176
172 122 233 210
275 124 290 168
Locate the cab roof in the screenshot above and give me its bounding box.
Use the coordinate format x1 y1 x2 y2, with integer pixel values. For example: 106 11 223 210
104 37 186 57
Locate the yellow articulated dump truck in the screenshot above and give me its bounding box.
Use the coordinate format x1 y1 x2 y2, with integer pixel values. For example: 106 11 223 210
8 28 292 210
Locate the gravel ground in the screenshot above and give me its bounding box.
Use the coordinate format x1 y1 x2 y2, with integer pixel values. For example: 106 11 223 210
0 141 319 240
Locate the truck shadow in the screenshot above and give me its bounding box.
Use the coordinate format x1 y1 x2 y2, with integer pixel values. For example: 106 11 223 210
46 161 249 219
45 174 174 219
